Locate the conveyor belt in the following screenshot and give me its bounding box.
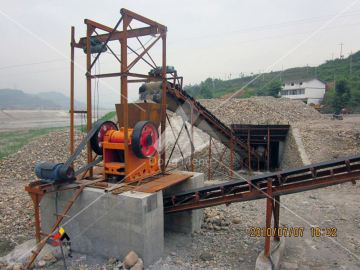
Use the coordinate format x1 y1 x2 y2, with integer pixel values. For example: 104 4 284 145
165 86 257 157
164 153 360 213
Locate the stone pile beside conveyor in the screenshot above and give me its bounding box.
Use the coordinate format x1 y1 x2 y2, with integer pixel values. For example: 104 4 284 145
199 96 323 125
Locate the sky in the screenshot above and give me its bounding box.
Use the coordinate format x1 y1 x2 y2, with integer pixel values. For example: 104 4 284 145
1 0 360 107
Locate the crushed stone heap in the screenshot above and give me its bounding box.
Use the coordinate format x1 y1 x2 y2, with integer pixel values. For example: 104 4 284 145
199 96 323 125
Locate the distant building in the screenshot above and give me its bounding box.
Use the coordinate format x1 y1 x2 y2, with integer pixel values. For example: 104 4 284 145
280 78 326 105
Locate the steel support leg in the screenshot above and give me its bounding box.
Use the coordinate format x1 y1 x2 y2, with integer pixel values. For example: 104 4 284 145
34 194 41 243
267 127 270 171
247 129 252 173
264 179 273 257
230 136 234 177
70 26 75 157
29 193 42 244
273 195 280 241
208 136 212 180
190 104 195 172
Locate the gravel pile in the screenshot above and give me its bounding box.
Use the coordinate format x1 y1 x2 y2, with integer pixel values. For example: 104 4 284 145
201 208 231 231
199 96 323 125
295 116 360 163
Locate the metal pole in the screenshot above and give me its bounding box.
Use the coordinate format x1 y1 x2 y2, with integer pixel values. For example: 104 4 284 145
160 32 167 172
264 179 273 257
33 194 41 243
230 136 234 176
190 104 195 172
267 127 270 171
208 136 212 180
86 24 93 176
273 195 280 241
247 128 251 173
70 26 75 156
121 15 129 176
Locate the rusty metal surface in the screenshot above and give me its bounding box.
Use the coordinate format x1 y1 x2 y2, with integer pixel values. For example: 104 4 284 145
164 154 360 213
70 26 75 156
231 124 290 144
264 179 273 257
69 9 168 179
133 172 193 193
116 103 161 128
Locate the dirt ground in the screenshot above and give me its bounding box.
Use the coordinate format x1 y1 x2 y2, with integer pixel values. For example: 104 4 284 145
144 181 360 270
295 115 360 163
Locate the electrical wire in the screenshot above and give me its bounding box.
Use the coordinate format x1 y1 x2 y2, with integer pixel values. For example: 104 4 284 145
171 10 360 43
96 58 100 120
0 58 64 70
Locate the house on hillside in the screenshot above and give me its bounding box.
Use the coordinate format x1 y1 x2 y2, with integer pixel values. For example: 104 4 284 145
280 78 326 104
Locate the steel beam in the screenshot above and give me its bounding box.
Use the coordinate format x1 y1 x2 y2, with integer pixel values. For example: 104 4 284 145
120 8 167 31
78 26 159 44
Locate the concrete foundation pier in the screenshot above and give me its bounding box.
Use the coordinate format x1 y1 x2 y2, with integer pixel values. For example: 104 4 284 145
163 172 204 233
40 172 204 266
41 188 164 266
255 238 285 270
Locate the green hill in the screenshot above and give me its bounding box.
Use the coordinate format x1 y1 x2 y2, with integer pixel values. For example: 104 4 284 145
184 51 360 112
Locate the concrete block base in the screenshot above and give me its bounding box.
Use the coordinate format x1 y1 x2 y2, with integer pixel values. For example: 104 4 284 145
163 172 204 234
39 172 204 266
40 188 164 266
255 238 285 270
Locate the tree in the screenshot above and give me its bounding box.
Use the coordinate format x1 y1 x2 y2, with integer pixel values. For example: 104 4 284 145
333 80 351 113
200 85 213 98
264 80 282 97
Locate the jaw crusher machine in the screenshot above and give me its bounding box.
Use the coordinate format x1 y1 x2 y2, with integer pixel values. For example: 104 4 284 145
90 119 160 182
35 107 161 184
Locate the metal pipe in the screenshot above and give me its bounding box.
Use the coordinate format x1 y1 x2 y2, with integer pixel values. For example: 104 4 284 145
70 26 75 156
121 14 129 177
247 129 251 173
190 103 194 172
208 136 212 180
160 32 167 172
267 127 270 171
34 195 41 243
273 195 280 241
264 179 273 257
230 136 234 176
86 24 93 176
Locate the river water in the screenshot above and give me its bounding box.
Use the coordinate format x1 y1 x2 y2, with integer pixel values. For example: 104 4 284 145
0 109 111 131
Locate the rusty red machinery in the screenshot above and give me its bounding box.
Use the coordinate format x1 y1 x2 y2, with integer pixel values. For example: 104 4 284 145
91 120 160 182
24 9 192 268
24 8 360 269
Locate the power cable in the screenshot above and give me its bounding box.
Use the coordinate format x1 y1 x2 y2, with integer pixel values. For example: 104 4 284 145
171 10 360 43
0 58 64 70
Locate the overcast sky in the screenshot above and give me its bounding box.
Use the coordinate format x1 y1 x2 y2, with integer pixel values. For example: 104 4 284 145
1 0 360 107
